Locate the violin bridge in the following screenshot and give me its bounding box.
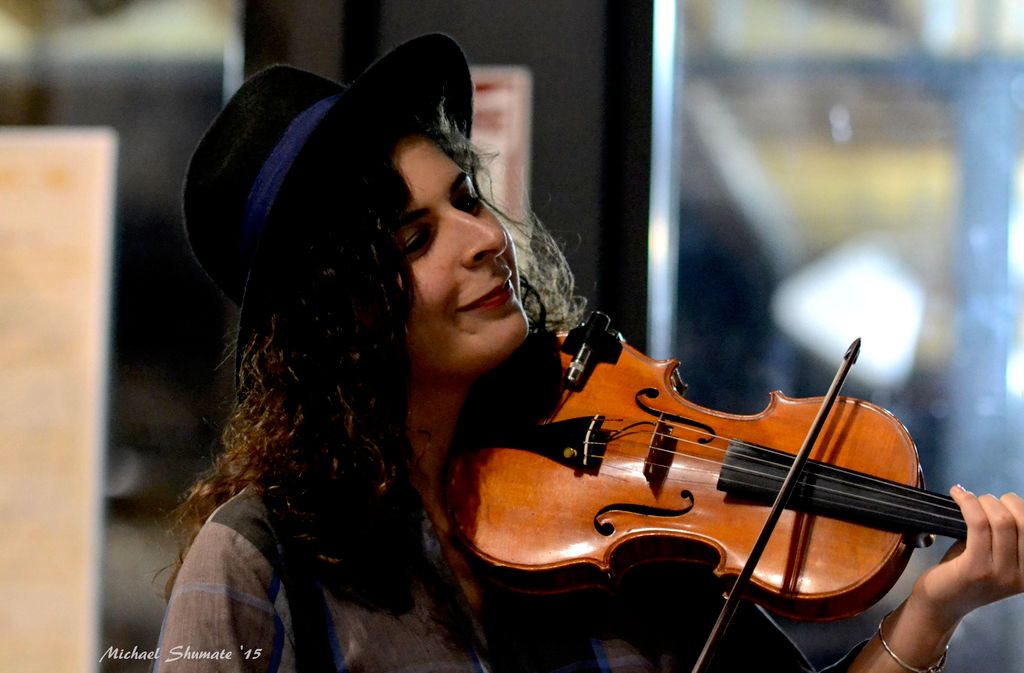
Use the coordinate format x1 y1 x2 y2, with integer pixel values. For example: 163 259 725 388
643 417 676 495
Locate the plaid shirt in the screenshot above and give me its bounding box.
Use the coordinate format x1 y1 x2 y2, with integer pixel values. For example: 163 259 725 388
154 491 859 673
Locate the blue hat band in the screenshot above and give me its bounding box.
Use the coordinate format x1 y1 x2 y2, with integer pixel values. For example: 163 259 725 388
239 92 343 289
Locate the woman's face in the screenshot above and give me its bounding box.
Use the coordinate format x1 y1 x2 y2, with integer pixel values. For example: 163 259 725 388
394 135 529 387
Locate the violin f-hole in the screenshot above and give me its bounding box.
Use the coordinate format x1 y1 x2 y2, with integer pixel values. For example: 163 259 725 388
635 388 716 443
594 489 695 536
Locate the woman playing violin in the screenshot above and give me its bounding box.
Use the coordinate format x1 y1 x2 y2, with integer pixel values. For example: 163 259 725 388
156 34 1024 673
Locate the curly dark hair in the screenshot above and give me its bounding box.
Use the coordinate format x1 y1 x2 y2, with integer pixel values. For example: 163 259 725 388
168 105 584 608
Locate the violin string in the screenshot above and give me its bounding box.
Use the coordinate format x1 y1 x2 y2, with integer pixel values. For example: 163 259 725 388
609 422 964 517
598 416 962 511
581 436 967 529
582 419 965 524
598 419 884 497
547 399 958 516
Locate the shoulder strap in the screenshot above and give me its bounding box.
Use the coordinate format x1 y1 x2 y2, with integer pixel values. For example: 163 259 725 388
211 493 337 673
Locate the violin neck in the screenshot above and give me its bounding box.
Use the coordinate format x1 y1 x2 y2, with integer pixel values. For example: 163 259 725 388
718 441 967 540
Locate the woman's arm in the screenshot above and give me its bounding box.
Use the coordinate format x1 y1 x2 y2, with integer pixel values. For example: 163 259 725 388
847 486 1024 672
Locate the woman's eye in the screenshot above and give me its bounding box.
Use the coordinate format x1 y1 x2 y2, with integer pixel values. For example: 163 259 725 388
454 174 483 214
398 227 430 256
454 192 482 214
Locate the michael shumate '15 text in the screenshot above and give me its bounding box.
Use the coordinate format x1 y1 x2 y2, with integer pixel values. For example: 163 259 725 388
99 645 264 662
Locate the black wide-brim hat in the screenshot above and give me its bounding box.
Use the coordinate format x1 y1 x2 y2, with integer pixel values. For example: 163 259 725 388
183 33 472 356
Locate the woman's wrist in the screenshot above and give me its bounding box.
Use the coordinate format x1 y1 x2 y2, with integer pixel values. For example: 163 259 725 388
871 598 959 672
876 608 948 672
905 571 970 634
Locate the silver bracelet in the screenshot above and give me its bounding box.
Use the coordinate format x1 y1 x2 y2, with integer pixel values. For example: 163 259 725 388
877 610 948 673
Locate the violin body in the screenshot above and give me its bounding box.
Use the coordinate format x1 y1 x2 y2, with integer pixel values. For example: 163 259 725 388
447 340 944 622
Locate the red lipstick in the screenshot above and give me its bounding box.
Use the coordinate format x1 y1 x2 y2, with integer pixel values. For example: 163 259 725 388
460 279 513 312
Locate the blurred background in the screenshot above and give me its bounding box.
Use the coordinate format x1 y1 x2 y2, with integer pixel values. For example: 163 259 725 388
2 0 1024 671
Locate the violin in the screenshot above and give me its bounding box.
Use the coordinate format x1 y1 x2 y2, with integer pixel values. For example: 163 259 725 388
446 316 967 622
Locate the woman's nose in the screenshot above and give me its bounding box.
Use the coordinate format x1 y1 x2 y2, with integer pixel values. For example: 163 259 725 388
461 213 508 267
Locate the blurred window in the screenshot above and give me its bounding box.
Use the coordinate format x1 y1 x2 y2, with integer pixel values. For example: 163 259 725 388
656 1 1024 669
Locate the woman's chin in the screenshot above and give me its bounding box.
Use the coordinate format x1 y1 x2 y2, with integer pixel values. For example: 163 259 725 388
408 308 529 385
466 308 530 377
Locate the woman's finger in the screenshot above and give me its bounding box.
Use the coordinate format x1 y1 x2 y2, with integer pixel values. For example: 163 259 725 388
999 493 1024 576
977 493 1017 582
951 485 991 564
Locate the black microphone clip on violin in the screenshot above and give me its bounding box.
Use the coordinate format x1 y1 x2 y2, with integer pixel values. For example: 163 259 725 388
561 311 623 391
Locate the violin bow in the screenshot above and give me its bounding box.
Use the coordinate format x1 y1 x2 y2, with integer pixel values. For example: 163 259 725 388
690 338 862 673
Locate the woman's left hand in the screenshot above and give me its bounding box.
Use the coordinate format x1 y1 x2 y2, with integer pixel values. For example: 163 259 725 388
910 486 1024 628
847 488 1024 672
